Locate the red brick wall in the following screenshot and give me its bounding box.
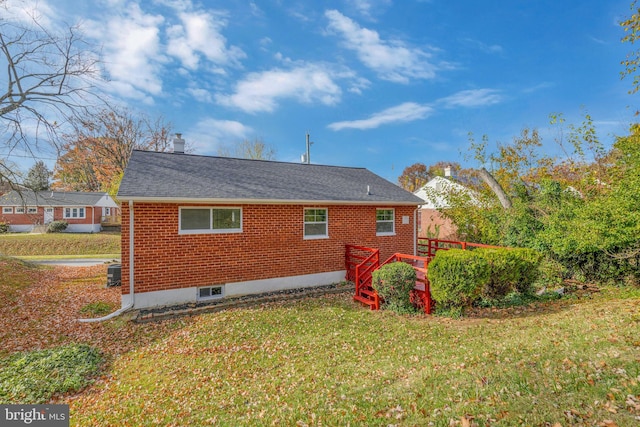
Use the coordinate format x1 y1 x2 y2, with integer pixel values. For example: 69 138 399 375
121 203 417 295
0 206 100 226
417 208 458 240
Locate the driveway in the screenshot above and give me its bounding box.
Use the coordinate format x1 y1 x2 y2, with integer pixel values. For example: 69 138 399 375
32 258 120 267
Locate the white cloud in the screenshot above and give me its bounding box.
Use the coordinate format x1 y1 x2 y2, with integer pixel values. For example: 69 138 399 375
186 87 213 103
4 0 57 28
462 38 503 54
439 89 503 108
325 9 439 83
217 64 343 113
328 102 433 131
186 118 253 153
166 9 245 70
85 4 165 99
351 0 392 20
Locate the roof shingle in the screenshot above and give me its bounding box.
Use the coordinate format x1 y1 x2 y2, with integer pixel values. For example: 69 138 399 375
118 150 422 205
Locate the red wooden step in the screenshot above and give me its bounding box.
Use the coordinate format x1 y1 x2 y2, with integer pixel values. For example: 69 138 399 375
353 295 378 309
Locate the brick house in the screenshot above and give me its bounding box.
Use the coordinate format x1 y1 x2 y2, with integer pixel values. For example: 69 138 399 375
414 176 477 240
0 190 119 233
117 149 424 309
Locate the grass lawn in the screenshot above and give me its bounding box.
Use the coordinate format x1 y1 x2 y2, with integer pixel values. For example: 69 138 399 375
1 258 639 426
0 232 120 257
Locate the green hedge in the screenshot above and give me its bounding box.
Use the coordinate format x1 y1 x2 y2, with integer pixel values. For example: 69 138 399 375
427 249 490 308
428 248 543 309
474 247 542 299
372 261 417 314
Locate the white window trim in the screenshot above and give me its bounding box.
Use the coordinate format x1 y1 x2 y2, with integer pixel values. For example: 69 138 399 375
197 285 225 301
15 207 25 214
376 208 396 236
303 207 329 240
63 207 86 219
27 206 38 214
179 206 243 235
2 207 13 214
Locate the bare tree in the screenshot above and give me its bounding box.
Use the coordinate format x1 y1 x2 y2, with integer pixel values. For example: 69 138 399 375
0 1 103 186
217 137 277 160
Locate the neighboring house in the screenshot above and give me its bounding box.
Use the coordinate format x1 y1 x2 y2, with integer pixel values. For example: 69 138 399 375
414 175 478 240
117 148 424 309
0 190 120 233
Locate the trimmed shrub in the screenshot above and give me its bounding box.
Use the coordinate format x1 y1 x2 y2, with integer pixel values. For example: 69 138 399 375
474 248 543 298
372 261 417 314
46 220 68 233
474 248 519 300
427 249 490 308
0 222 8 233
509 248 543 294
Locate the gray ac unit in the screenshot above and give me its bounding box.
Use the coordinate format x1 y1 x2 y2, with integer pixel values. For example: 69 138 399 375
107 264 121 287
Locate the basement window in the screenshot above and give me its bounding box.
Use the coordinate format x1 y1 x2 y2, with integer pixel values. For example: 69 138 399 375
179 207 242 234
197 285 224 301
376 209 395 236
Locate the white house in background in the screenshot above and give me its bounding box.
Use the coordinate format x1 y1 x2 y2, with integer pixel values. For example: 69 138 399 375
0 190 119 233
414 173 479 240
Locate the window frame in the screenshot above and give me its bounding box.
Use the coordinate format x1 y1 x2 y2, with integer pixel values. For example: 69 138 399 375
27 206 38 214
64 207 86 219
376 208 395 236
303 207 329 240
179 206 243 235
197 285 225 301
2 207 13 214
15 207 25 214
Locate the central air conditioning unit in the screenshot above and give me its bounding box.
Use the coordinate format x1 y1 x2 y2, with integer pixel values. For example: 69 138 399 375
107 264 121 287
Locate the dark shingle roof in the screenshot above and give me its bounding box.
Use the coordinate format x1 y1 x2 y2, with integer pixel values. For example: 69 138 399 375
118 150 422 205
0 190 117 207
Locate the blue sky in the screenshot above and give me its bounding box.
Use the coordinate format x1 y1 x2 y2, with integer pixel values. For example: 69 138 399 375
5 0 638 182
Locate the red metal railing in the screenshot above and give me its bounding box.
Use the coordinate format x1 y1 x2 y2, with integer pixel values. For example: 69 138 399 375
348 239 503 315
346 244 380 309
418 238 504 258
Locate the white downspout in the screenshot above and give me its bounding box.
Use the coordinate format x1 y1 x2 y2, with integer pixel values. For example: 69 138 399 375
413 207 418 256
78 200 134 323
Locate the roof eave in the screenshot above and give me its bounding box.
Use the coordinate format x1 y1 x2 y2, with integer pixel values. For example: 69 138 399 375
117 196 421 206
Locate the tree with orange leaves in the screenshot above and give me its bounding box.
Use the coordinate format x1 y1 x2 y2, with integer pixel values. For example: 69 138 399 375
53 108 173 195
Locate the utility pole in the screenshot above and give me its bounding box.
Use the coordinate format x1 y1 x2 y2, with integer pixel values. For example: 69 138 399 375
302 132 314 164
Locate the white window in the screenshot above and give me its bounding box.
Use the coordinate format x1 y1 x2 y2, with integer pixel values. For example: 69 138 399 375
15 207 25 214
304 208 328 239
27 206 38 214
376 209 395 236
197 285 224 301
2 207 12 214
64 207 85 219
179 207 242 234
104 207 111 216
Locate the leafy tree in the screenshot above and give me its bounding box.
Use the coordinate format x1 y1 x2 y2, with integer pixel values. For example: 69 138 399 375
621 1 640 94
217 137 277 160
398 162 430 192
0 2 102 188
53 108 172 192
24 160 51 191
